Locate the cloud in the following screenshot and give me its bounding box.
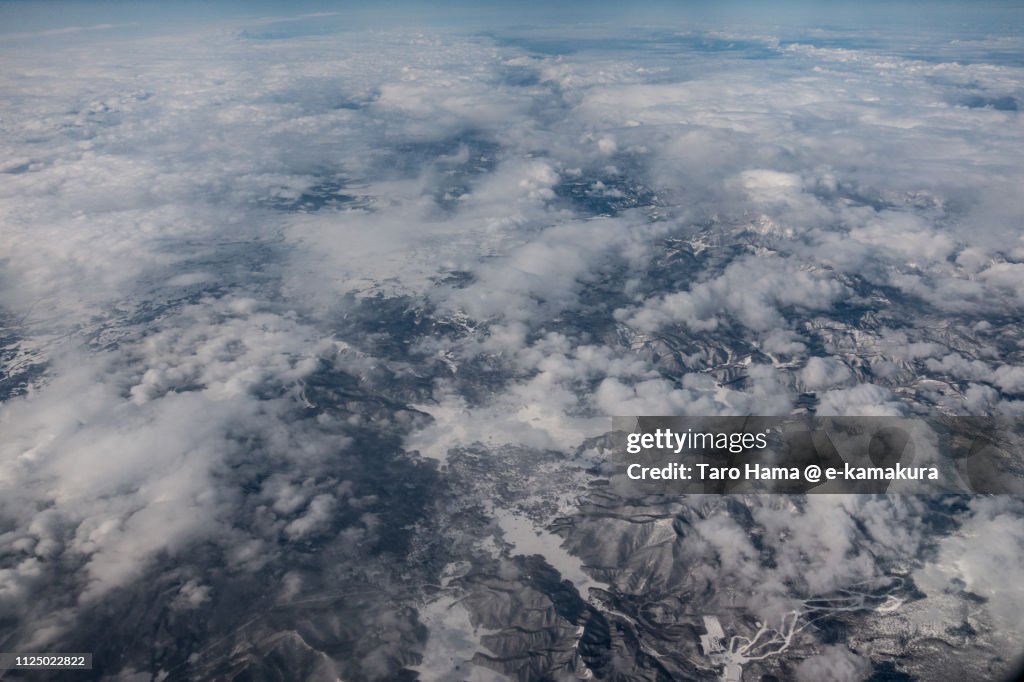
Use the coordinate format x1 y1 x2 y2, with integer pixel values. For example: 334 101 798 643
0 297 360 646
619 254 846 333
800 356 853 391
1 10 1023 678
795 645 872 682
914 496 1024 639
816 384 906 416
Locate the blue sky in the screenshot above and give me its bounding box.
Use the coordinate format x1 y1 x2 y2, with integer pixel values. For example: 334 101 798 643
3 0 1024 37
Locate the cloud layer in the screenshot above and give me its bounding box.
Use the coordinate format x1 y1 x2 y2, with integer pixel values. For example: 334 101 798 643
1 8 1023 680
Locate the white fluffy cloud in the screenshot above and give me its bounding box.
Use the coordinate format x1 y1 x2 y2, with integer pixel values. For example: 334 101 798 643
796 645 872 682
620 254 846 333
